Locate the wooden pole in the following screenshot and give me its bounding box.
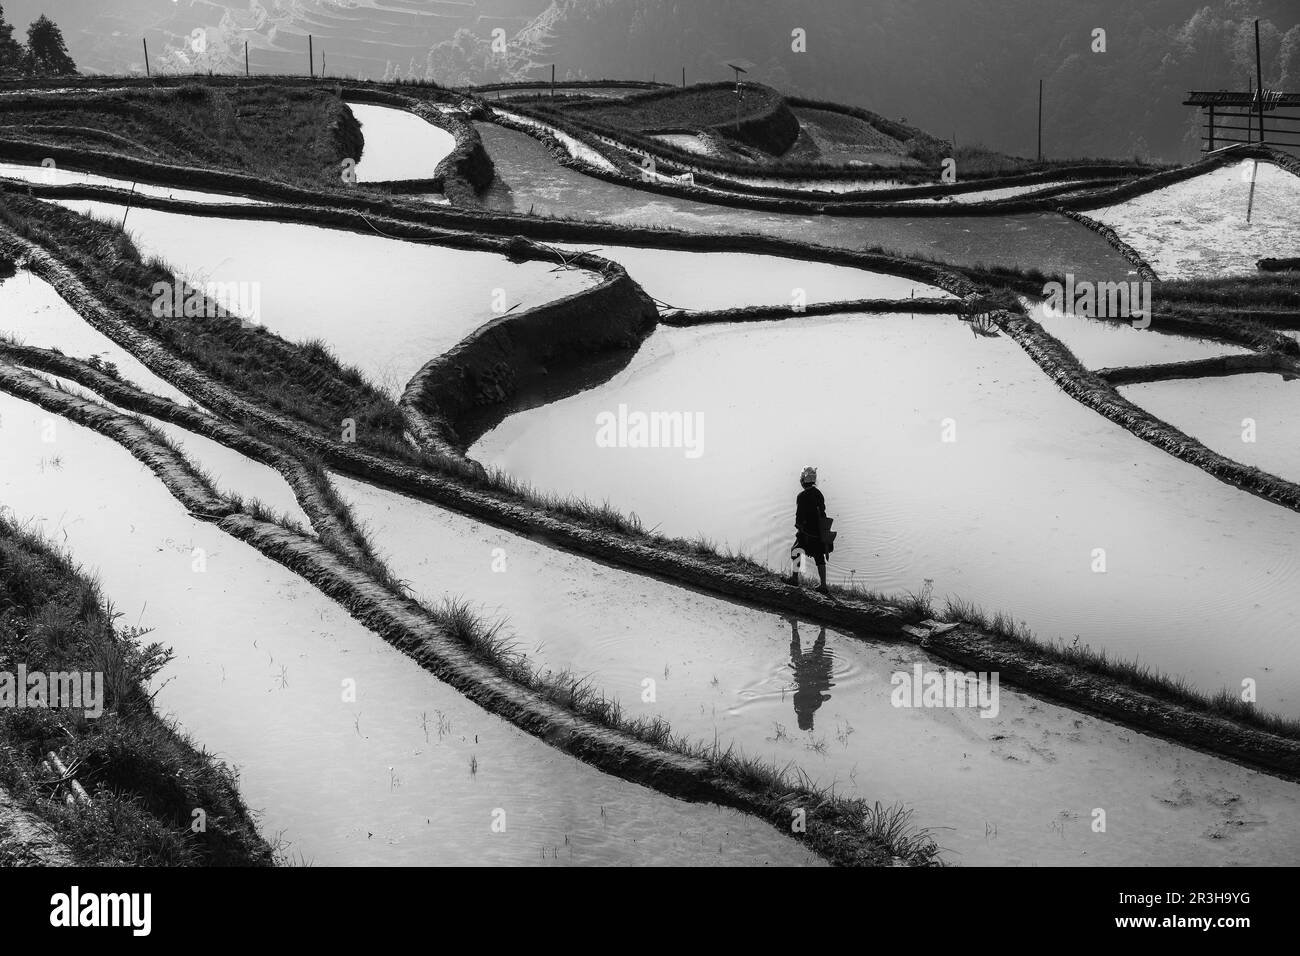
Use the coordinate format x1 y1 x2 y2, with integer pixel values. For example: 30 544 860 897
309 34 314 78
733 66 741 129
682 66 685 87
245 41 249 77
1037 78 1043 162
142 38 150 77
1246 79 1253 143
121 183 138 229
551 63 555 99
1247 159 1258 222
1255 19 1266 147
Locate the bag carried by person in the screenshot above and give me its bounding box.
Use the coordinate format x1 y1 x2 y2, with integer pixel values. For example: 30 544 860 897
818 515 836 556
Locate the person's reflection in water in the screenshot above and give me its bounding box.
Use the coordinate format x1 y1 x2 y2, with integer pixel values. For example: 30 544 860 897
787 617 834 731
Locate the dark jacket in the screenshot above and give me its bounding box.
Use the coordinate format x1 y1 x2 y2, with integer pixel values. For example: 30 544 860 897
795 485 826 556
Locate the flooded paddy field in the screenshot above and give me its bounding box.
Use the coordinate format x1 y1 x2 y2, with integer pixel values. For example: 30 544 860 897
548 241 955 306
1088 160 1300 279
4 61 1297 876
0 268 196 405
473 312 1300 715
0 161 265 204
1021 296 1252 369
50 198 598 396
477 123 1134 278
0 389 819 867
333 472 1300 866
1120 374 1300 485
348 103 457 182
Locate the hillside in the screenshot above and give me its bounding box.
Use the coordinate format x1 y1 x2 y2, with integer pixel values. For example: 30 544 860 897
445 0 1300 163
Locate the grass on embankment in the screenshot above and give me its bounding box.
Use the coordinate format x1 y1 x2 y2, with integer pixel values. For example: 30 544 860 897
9 191 1299 754
0 84 362 189
0 514 274 866
9 347 938 867
940 596 1300 740
558 83 787 133
0 195 409 459
432 596 941 864
1155 274 1300 310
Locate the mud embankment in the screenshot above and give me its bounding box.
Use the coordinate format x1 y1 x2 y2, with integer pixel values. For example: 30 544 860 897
562 81 802 156
1055 207 1160 281
0 340 375 566
1097 351 1298 386
401 247 658 455
488 105 1145 217
9 183 1300 784
661 296 960 326
1060 144 1292 213
0 359 902 867
1000 309 1300 516
342 87 493 202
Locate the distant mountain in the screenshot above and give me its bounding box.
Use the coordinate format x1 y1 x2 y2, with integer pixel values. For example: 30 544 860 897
456 0 1300 163
1 1 550 80
8 1 1298 162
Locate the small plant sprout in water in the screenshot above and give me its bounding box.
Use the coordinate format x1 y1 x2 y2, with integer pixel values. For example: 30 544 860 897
469 754 479 777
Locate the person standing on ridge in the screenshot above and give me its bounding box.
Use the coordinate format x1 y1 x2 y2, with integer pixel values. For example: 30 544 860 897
791 466 831 595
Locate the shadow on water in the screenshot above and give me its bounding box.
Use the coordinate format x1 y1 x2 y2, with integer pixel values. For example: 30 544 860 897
456 344 644 452
787 617 835 732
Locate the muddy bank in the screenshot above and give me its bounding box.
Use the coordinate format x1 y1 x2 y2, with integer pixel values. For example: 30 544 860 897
1064 144 1292 213
0 146 1052 290
924 623 1300 780
465 80 663 96
1056 208 1159 281
0 364 902 866
1148 308 1300 353
10 217 1300 784
342 87 493 202
1000 309 1300 516
484 108 1142 218
661 297 961 326
401 251 658 454
561 81 802 156
0 340 374 567
1097 352 1298 386
0 382 274 866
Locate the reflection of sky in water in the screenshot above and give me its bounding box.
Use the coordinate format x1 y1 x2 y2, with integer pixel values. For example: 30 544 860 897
477 122 1135 279
337 472 1300 867
474 314 1300 716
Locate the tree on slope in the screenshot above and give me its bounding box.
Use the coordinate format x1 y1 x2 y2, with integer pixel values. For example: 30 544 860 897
0 5 25 76
25 14 77 76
